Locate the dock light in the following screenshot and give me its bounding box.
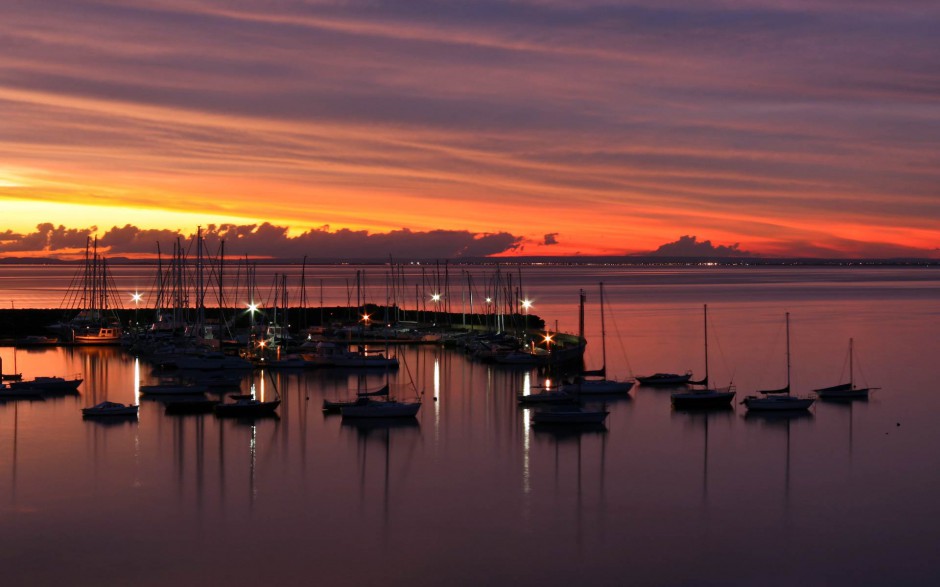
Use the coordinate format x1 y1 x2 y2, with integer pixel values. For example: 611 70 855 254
362 313 371 324
521 299 533 311
431 293 441 302
247 302 259 313
485 297 492 304
131 292 143 305
543 333 553 345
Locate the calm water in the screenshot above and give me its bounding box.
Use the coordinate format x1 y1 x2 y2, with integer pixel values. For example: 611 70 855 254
2 265 939 586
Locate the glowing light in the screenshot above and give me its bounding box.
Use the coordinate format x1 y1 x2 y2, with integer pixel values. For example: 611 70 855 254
543 333 553 345
521 299 533 311
485 297 492 304
431 293 441 302
361 313 371 323
247 302 258 313
131 292 143 304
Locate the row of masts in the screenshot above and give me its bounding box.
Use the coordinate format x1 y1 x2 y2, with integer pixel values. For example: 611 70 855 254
131 230 540 338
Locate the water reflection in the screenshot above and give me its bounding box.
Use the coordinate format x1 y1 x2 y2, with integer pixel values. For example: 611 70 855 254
341 418 421 537
672 407 734 502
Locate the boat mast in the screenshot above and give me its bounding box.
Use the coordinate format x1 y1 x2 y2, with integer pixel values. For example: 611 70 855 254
703 304 709 387
599 282 607 374
849 338 854 389
785 312 791 395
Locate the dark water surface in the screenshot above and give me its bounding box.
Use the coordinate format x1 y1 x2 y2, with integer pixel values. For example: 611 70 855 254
2 266 939 586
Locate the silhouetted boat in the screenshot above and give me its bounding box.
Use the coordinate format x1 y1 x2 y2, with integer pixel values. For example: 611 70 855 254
517 386 575 405
82 401 138 417
324 396 373 413
341 356 421 418
341 399 421 418
323 383 391 412
9 375 83 393
560 283 634 396
814 338 878 400
672 305 735 409
743 313 814 412
636 372 693 386
532 405 609 424
0 384 44 398
214 394 281 417
0 353 21 381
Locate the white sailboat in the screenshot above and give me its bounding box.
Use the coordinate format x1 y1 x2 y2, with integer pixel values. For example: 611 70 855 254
743 313 815 412
671 305 736 409
560 282 634 395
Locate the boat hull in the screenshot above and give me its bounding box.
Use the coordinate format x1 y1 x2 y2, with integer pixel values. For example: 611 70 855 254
816 387 870 400
341 401 421 418
532 408 609 424
561 379 634 395
637 373 693 386
214 399 281 417
743 395 815 411
671 389 736 409
9 377 83 393
82 402 138 417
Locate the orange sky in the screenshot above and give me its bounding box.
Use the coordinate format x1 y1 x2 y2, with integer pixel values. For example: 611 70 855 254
1 1 938 259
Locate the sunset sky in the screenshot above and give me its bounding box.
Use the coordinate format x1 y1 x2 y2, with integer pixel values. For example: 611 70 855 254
1 1 938 258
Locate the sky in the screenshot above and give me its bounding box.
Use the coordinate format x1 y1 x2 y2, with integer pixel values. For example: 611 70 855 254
1 0 939 259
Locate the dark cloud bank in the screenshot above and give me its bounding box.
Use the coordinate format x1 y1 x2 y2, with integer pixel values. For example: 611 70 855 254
0 223 522 260
646 235 750 258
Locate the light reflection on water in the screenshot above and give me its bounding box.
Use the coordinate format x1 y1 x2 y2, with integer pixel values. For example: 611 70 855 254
1 267 939 585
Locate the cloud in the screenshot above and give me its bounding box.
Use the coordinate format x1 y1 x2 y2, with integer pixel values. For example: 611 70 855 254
0 223 523 260
543 233 559 245
647 235 751 258
0 223 96 252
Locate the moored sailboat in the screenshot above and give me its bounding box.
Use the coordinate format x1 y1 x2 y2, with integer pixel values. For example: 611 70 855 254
743 313 815 412
814 338 878 400
560 283 634 396
671 305 735 409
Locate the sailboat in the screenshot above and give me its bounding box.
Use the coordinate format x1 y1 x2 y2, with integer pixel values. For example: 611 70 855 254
214 372 281 417
743 313 815 411
323 383 390 413
341 353 421 419
560 282 634 395
0 353 22 381
671 305 736 409
814 338 878 400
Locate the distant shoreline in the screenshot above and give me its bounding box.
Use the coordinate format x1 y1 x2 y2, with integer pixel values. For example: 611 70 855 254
2 256 938 266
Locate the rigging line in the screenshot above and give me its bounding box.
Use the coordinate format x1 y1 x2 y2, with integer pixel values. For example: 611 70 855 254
755 317 785 389
604 293 635 378
708 307 733 386
836 345 850 385
853 342 873 388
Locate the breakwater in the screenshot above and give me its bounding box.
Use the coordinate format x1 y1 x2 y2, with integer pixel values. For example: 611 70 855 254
0 306 546 341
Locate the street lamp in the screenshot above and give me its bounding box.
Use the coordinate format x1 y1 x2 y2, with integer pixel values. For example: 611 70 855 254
131 292 142 328
521 298 533 333
431 293 441 324
247 301 259 345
